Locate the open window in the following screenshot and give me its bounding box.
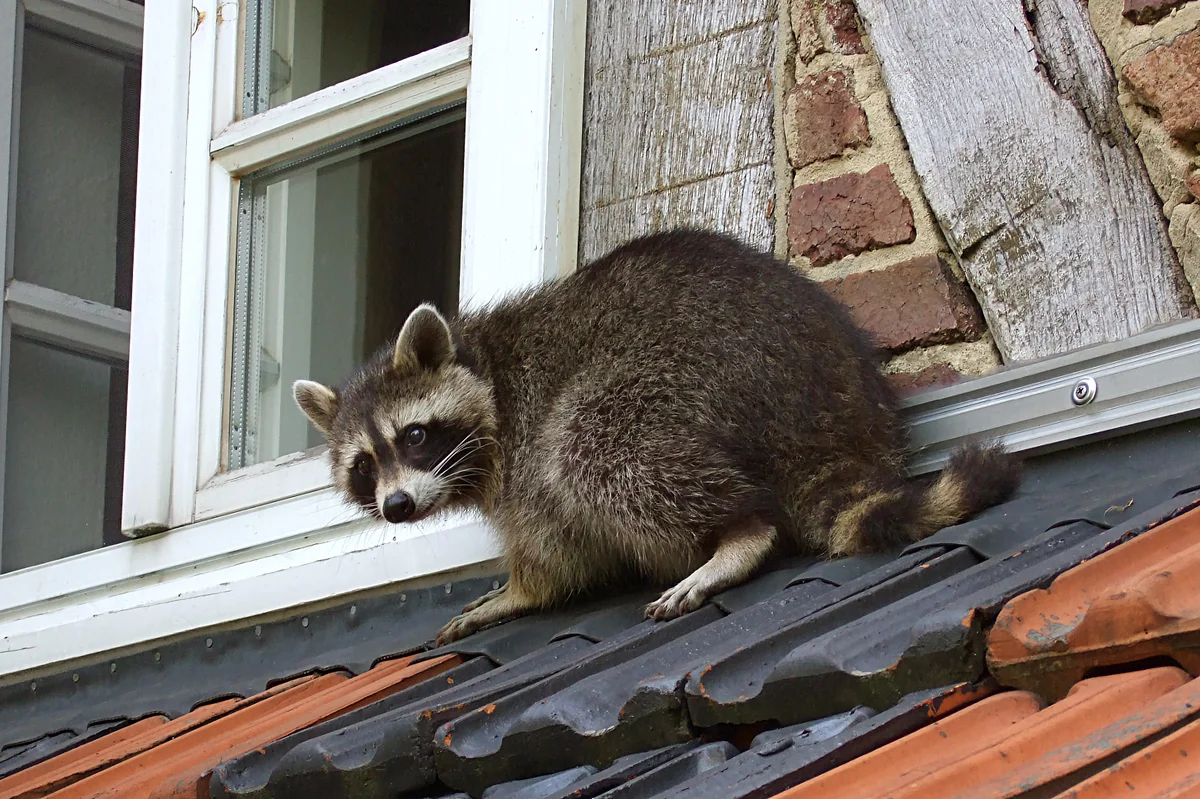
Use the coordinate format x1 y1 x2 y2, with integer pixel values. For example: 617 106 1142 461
0 0 143 574
0 0 586 677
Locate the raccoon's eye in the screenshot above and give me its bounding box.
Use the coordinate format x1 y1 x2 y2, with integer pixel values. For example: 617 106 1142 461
353 455 374 477
405 425 427 447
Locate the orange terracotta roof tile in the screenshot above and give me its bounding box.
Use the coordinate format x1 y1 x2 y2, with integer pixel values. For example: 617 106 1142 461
769 667 1200 799
987 505 1200 699
26 654 459 799
1056 715 1200 798
767 690 1045 799
0 698 247 799
0 716 169 799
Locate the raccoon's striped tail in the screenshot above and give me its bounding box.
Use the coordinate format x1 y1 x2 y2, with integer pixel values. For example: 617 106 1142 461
828 441 1021 556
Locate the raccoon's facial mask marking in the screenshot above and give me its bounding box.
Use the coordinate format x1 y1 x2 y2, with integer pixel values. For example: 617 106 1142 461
370 419 491 524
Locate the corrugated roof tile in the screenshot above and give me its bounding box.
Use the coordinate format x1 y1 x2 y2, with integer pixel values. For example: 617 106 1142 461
0 717 168 799
228 638 597 799
210 656 488 799
0 576 500 748
26 655 457 799
767 689 1047 799
432 550 963 793
989 501 1200 699
617 680 998 799
1056 716 1200 798
760 666 1200 799
8 427 1200 799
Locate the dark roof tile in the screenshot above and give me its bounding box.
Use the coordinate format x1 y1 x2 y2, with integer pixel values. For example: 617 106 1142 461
649 681 997 799
210 656 491 799
234 638 596 799
7 424 1200 799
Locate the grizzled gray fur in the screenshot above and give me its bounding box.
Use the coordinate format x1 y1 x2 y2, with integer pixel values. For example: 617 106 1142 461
294 229 1020 645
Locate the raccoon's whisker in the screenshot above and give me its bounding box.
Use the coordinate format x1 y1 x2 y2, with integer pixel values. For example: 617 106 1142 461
431 428 490 479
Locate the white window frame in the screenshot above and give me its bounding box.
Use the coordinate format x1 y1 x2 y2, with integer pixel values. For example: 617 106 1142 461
2 0 1200 683
0 0 589 679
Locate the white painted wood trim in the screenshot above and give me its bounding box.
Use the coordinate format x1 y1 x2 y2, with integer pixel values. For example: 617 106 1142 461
195 446 330 519
0 507 500 679
189 1 240 514
23 0 142 55
4 280 130 362
166 0 229 530
459 0 586 309
118 0 190 536
0 0 22 571
210 36 471 174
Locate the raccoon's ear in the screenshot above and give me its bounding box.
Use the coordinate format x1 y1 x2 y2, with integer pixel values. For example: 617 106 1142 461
394 303 455 373
293 379 339 434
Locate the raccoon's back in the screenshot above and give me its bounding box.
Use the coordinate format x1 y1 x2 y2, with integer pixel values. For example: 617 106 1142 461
461 228 903 453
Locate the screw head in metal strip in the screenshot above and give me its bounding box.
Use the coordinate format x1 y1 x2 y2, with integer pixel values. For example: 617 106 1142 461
1071 376 1098 406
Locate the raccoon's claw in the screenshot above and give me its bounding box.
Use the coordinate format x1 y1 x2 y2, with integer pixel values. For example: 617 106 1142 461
435 612 480 646
460 583 508 615
434 581 534 646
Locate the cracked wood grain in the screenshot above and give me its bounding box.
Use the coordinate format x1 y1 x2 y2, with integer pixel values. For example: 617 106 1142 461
855 0 1196 363
579 0 776 261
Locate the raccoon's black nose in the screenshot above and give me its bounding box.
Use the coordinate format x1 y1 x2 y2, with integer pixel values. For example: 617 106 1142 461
382 491 416 523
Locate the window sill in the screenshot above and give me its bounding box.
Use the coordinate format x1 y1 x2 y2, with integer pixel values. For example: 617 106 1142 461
0 493 499 679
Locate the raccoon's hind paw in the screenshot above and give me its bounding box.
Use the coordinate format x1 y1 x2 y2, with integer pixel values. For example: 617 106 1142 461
645 576 710 621
646 521 778 622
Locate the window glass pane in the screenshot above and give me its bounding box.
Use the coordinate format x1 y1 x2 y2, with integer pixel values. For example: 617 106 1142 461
229 107 466 468
2 338 127 573
252 0 470 112
14 28 138 307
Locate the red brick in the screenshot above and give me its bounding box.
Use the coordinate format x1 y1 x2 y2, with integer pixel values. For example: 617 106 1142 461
785 71 870 168
888 364 963 396
788 165 916 266
1123 29 1200 143
821 254 985 352
824 0 866 54
1123 0 1188 24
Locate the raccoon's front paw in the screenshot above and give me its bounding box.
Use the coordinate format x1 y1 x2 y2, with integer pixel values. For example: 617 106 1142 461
434 582 531 646
645 574 710 621
459 582 507 615
435 611 482 646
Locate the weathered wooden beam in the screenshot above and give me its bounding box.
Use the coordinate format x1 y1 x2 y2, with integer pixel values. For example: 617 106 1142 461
855 0 1196 363
579 1 776 261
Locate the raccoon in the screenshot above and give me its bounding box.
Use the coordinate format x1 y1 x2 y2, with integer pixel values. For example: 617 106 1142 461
294 229 1020 645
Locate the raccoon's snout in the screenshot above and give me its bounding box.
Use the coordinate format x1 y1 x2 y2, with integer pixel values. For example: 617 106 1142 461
382 491 417 523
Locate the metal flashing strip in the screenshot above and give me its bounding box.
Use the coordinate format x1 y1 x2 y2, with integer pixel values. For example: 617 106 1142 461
0 575 496 748
902 318 1200 474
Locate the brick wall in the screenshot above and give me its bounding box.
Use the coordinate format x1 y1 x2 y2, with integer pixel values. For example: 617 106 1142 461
776 0 1003 396
1088 0 1200 294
